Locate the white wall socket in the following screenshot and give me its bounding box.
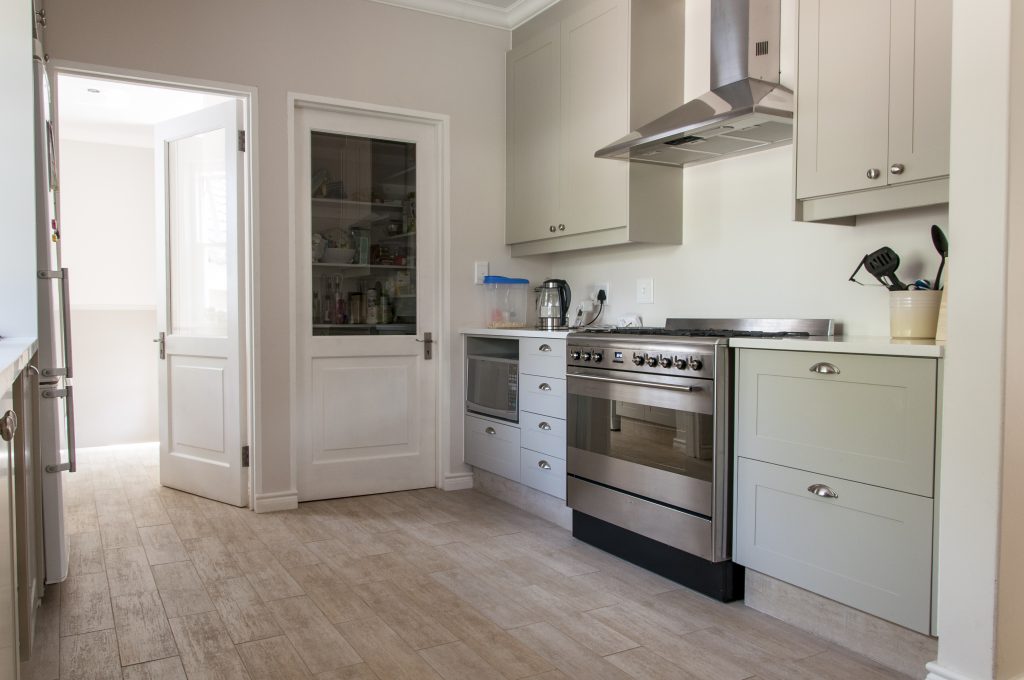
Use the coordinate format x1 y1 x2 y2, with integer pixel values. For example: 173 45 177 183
592 282 610 301
474 261 489 284
636 277 654 304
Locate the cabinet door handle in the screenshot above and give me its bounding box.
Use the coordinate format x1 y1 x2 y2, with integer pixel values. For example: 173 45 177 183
538 460 552 470
809 362 840 375
538 383 551 391
549 225 557 233
0 410 18 442
890 163 905 175
484 427 496 435
538 421 552 431
866 168 881 180
808 483 839 499
538 344 552 352
558 224 566 231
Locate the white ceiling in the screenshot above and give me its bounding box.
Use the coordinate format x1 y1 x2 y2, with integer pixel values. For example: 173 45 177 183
368 0 561 29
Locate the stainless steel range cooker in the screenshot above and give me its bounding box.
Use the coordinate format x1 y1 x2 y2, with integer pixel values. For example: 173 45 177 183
565 318 833 601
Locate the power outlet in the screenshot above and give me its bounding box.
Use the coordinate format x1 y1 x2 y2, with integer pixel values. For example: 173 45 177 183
474 261 489 284
636 278 654 304
593 282 610 302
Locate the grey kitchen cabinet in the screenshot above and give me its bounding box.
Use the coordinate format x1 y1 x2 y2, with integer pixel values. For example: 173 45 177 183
506 0 684 255
794 0 952 223
0 388 17 680
465 414 521 482
733 348 940 635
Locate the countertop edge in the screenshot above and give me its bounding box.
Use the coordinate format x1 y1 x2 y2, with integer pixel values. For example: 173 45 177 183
461 328 573 339
728 336 944 358
0 337 39 390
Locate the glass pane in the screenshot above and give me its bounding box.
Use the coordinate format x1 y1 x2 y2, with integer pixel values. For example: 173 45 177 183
168 128 228 337
310 131 416 336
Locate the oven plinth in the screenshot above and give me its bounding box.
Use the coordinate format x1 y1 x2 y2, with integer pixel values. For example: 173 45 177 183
572 511 744 602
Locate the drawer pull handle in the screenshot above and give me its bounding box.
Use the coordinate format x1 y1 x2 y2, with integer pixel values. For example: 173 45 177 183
539 344 552 352
808 483 839 499
484 427 496 435
809 362 840 375
538 460 552 470
538 422 552 431
539 383 552 391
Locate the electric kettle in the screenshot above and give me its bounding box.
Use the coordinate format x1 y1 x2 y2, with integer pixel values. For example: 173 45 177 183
536 279 571 329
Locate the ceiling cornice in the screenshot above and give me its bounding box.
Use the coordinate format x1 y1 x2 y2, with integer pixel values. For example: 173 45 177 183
367 0 561 30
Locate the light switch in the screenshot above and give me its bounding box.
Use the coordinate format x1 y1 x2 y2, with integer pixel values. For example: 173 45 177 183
636 278 654 304
474 261 489 284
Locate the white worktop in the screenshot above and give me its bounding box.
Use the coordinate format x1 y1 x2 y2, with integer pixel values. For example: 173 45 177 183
0 337 38 389
729 335 945 358
462 328 573 339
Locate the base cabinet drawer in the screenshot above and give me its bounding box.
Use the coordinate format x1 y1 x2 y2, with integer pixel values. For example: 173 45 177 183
520 375 566 418
519 411 566 460
520 339 566 378
734 457 933 634
735 349 937 496
521 448 566 499
465 415 520 481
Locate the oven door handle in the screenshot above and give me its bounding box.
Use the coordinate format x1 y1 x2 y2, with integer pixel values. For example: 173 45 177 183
569 373 701 393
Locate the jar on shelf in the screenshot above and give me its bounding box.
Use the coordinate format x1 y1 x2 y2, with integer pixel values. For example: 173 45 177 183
483 275 530 329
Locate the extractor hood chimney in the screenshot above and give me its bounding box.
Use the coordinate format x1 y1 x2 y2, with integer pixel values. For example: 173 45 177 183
595 0 792 167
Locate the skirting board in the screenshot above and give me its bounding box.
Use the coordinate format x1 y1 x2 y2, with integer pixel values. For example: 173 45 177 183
472 468 571 530
442 472 474 491
925 663 984 680
745 569 937 679
253 492 298 513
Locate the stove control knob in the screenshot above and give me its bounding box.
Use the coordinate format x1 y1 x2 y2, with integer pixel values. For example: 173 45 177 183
659 356 673 368
674 357 688 370
593 351 603 363
582 351 592 362
632 353 645 366
646 355 659 367
688 356 704 371
570 350 581 361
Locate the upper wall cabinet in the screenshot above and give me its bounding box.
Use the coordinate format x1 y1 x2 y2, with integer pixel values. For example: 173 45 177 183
506 0 685 256
794 0 952 223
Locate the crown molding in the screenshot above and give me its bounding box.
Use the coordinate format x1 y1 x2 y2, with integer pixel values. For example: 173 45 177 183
367 0 560 29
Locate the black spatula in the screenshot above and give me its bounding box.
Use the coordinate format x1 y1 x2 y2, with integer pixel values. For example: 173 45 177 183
864 247 909 291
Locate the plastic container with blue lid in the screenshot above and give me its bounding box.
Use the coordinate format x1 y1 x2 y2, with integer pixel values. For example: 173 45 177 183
483 276 531 328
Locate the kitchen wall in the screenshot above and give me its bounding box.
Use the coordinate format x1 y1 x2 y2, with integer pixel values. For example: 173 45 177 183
41 0 550 503
58 139 159 447
542 0 948 335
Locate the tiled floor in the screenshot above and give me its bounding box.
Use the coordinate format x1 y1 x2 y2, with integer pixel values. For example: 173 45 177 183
21 446 913 680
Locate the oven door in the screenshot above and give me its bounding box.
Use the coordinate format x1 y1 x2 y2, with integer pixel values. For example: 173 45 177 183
567 368 719 518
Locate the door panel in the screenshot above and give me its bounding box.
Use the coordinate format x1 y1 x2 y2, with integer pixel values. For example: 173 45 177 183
155 100 247 507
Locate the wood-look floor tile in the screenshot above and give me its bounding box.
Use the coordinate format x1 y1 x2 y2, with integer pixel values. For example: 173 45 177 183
59 628 122 680
643 627 757 680
237 548 304 602
789 649 909 680
417 640 504 680
70 532 106 576
507 622 632 680
152 561 215 618
65 504 100 536
95 488 131 518
266 596 362 673
104 547 157 597
605 646 705 680
61 572 114 637
98 515 141 550
205 577 282 644
286 563 372 624
165 506 215 541
352 580 457 650
212 515 266 554
314 664 380 680
130 496 171 528
121 656 187 680
376 531 457 574
429 569 541 630
111 590 177 666
139 525 188 566
21 583 61 680
333 615 442 680
168 610 249 680
330 551 420 585
183 536 242 583
236 635 312 680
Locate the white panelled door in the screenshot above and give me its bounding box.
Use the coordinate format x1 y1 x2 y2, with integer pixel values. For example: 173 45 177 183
155 100 247 507
295 105 438 501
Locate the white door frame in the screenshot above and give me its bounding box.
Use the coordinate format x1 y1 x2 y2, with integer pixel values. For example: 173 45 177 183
287 93 454 506
49 60 260 508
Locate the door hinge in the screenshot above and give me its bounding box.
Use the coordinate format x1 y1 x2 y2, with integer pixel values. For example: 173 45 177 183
237 130 246 152
242 445 250 467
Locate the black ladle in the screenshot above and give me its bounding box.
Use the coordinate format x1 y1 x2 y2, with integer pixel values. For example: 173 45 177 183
931 225 948 290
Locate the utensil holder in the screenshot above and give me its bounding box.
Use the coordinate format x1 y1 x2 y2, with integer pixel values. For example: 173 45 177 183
889 290 942 339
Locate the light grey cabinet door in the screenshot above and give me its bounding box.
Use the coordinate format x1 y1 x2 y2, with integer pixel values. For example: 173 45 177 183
0 388 16 680
464 415 520 481
520 448 566 499
735 349 937 496
734 457 933 634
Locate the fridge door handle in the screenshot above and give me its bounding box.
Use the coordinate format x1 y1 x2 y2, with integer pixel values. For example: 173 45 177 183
42 384 76 474
37 267 74 379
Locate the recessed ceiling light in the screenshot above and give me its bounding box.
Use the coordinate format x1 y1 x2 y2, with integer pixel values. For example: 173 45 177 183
87 88 100 94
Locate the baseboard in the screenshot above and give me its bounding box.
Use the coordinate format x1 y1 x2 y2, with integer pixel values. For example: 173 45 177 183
925 662 981 680
441 472 474 491
71 441 159 454
253 491 298 513
472 468 572 530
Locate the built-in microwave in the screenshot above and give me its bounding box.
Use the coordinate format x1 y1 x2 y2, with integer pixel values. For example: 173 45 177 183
466 354 519 422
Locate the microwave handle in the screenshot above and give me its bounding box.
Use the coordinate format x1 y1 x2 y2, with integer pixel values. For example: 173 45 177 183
568 373 700 393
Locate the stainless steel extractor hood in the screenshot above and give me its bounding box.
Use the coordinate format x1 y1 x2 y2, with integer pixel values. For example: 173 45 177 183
596 0 792 167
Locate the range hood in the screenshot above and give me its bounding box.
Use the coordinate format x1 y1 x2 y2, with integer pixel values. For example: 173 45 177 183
596 0 792 167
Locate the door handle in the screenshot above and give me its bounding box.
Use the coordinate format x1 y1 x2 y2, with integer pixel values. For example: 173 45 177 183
537 460 552 470
42 385 76 473
153 332 166 360
538 421 552 431
415 332 433 360
0 411 17 442
807 483 838 499
484 427 496 435
538 383 551 391
809 362 840 375
37 267 73 378
538 344 552 352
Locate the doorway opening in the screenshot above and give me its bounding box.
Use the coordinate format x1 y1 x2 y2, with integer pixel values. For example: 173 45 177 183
53 70 256 509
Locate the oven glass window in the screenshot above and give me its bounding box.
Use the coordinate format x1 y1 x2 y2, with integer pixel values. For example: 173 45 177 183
569 394 713 482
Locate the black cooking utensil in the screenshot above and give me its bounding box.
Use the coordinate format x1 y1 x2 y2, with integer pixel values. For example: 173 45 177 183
864 247 909 291
931 224 948 290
